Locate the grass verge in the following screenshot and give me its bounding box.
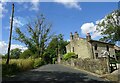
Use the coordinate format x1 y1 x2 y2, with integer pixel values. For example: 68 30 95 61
2 58 45 77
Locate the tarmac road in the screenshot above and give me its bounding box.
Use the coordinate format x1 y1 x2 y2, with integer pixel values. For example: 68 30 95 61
2 64 113 83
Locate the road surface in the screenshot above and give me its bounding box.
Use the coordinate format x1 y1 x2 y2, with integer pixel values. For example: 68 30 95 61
2 64 112 83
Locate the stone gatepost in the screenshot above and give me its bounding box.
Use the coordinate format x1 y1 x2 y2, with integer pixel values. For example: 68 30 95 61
71 58 75 66
57 54 61 64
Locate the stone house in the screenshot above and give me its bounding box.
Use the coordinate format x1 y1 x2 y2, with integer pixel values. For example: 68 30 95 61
66 32 120 59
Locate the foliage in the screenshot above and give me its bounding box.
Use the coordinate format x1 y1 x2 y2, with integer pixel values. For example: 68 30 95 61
2 48 22 59
43 34 69 64
96 10 120 43
19 49 33 59
0 54 6 59
63 52 77 60
2 63 21 77
14 14 52 58
116 52 120 56
33 58 45 68
2 58 44 77
10 48 22 59
116 52 120 62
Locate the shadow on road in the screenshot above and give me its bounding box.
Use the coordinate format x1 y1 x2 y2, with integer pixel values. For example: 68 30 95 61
2 70 116 83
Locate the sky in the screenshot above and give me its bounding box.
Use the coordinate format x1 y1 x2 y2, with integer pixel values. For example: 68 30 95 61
0 1 119 54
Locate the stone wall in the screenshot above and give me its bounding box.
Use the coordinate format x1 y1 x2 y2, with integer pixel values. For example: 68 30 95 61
61 58 109 75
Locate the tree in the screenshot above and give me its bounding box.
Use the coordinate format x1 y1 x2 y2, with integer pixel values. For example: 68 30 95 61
10 48 22 59
57 34 68 55
96 10 120 43
14 14 52 58
0 54 4 59
43 34 69 64
19 49 33 59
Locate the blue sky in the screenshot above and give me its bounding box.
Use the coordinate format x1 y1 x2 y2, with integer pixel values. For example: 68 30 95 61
0 2 119 54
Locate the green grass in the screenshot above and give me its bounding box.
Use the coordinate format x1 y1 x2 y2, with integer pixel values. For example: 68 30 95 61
2 58 45 77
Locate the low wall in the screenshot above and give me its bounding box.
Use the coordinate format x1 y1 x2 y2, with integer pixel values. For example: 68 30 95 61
61 58 109 75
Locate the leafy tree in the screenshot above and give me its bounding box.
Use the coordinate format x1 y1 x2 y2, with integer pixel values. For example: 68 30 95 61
2 54 7 59
14 14 52 58
19 49 33 59
96 10 120 43
0 54 4 59
57 34 68 55
43 34 69 64
10 48 22 59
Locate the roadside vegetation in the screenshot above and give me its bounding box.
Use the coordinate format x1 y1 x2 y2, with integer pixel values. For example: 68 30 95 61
2 58 44 77
2 14 69 77
63 52 77 61
2 4 120 82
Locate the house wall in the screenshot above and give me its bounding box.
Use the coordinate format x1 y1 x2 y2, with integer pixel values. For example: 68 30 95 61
66 38 92 59
66 32 116 59
91 42 115 59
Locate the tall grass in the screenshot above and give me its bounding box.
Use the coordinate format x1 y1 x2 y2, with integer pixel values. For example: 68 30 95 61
2 58 44 77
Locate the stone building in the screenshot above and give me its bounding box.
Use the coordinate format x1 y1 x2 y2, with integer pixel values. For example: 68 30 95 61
66 32 120 59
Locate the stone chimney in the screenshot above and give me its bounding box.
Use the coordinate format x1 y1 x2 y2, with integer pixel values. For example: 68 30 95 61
74 31 79 39
86 33 91 41
70 32 73 40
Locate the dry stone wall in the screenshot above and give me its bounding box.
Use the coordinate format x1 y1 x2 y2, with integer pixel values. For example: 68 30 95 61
61 58 109 75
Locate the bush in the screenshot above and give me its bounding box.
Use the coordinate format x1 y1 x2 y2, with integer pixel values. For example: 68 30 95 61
19 49 33 59
63 52 77 60
33 58 45 68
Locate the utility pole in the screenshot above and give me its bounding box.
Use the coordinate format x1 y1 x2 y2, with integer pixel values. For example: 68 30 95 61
6 4 14 64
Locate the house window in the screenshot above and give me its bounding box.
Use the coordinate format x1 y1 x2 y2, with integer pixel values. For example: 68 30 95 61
106 45 109 51
73 47 74 52
95 53 98 59
94 44 97 50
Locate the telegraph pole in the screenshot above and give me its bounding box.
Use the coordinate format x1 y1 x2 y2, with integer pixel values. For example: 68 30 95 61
6 4 14 64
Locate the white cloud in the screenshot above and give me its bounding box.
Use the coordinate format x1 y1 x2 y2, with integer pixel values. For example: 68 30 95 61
0 2 8 18
67 39 70 42
13 17 24 27
6 17 27 30
80 22 102 39
30 0 40 11
54 0 81 10
81 22 95 34
0 41 27 55
0 41 8 55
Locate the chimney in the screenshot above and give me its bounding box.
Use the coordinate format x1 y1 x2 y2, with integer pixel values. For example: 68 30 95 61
74 31 79 39
70 32 73 40
86 33 91 41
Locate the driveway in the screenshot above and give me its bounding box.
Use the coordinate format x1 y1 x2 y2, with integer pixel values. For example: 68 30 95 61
2 64 112 83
